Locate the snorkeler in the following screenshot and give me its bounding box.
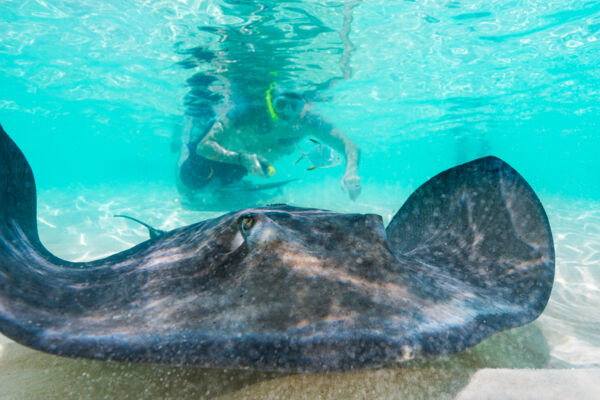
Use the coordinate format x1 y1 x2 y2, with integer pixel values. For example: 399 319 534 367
176 86 362 200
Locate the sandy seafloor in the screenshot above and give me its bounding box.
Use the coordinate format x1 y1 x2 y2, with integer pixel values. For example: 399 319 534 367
0 179 599 399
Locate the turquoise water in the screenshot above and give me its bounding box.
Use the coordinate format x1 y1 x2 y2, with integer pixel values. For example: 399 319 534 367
2 0 599 195
1 0 600 398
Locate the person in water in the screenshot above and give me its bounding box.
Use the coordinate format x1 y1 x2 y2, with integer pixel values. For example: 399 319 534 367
177 86 362 200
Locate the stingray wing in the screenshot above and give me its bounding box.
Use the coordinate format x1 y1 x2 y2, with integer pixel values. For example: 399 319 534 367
385 156 555 357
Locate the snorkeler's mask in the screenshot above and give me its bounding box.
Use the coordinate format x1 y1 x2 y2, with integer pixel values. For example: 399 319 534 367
266 86 305 121
273 93 304 120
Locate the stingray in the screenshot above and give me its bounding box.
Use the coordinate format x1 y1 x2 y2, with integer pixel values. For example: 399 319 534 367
0 124 554 372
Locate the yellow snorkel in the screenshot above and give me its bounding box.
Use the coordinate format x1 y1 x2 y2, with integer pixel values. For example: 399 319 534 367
265 82 279 122
263 82 278 176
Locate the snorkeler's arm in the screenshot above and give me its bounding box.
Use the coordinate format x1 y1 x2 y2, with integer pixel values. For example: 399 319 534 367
195 123 239 164
195 123 268 177
305 112 362 200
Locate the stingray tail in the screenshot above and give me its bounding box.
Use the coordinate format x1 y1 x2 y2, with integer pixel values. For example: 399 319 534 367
114 214 165 239
386 156 555 324
218 178 299 193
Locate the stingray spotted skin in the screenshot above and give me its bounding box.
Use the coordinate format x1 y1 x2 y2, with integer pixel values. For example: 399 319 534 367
0 124 554 372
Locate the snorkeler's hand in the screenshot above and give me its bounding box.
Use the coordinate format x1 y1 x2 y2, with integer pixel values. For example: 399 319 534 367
342 173 362 201
239 153 270 178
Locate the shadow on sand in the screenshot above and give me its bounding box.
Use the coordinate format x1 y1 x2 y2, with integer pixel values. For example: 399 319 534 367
0 322 552 399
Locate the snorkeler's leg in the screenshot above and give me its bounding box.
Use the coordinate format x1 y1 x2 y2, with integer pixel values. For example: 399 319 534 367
175 163 197 199
176 113 221 196
175 116 197 198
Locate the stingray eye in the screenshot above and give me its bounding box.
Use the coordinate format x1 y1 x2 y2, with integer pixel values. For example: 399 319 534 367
240 215 255 234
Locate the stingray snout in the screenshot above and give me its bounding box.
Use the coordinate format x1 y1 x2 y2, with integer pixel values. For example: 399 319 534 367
341 213 388 247
360 213 386 238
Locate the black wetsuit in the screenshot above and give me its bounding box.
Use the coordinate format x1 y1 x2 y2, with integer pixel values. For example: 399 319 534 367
178 120 248 190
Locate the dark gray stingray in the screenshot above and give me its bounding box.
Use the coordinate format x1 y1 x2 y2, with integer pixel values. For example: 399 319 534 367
0 124 554 372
